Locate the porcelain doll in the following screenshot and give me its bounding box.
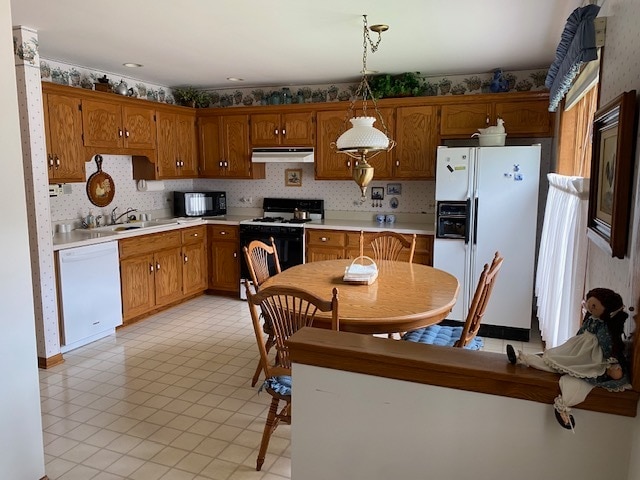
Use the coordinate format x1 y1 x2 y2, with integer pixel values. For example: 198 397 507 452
507 288 631 430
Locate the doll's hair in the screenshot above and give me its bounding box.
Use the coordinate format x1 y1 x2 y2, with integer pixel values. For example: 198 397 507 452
586 288 624 318
586 288 627 361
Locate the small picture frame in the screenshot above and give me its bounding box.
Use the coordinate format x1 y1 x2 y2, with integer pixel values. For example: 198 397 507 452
285 168 302 187
387 183 402 195
587 90 636 259
371 187 384 200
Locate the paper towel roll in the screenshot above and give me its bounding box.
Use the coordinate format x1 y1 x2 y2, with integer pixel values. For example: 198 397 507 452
136 180 165 192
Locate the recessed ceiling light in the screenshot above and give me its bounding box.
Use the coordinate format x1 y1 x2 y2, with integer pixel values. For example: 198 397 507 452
227 77 244 82
123 63 143 68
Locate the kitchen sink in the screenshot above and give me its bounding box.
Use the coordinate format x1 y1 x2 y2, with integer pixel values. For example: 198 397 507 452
79 218 180 234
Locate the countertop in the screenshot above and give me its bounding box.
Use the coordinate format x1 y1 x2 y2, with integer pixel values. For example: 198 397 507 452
53 215 434 251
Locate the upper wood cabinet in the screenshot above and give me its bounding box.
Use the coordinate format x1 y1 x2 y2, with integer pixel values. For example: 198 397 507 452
440 96 553 138
156 110 197 178
82 99 156 150
393 105 438 179
315 106 436 180
198 114 265 179
250 112 315 147
42 91 86 183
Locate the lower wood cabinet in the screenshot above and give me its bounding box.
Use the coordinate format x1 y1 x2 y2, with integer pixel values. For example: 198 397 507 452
306 228 433 265
208 225 240 294
119 226 207 323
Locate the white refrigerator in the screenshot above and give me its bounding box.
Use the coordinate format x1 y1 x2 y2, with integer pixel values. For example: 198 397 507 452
434 145 541 339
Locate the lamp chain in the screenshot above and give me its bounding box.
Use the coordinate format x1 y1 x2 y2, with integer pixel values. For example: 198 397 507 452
337 14 392 149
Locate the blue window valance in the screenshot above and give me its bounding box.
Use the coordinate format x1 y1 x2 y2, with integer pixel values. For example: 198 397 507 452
546 4 601 112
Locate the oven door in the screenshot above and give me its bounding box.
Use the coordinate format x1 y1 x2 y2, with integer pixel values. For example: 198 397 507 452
239 225 304 297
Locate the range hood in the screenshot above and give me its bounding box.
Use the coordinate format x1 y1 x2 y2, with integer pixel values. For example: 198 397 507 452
251 147 314 163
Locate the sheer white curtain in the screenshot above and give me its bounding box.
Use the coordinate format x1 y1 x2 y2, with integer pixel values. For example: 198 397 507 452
535 174 589 347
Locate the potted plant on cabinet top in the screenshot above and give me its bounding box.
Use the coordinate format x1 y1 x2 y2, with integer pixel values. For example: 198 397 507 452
369 72 427 99
172 86 211 108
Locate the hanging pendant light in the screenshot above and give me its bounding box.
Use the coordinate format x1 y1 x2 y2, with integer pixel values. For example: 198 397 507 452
332 15 395 200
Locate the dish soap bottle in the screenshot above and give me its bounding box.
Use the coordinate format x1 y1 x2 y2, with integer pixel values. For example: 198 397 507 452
86 210 96 229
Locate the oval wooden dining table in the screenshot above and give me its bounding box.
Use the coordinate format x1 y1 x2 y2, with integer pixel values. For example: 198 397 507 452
260 259 460 334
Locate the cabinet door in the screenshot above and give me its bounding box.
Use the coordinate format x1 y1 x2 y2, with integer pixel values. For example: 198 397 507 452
123 105 156 149
315 110 352 179
306 246 344 262
82 99 123 148
120 253 155 322
45 93 85 182
154 247 183 307
209 240 240 292
440 103 492 136
198 116 224 177
175 112 198 176
494 100 553 136
221 115 251 178
361 107 394 179
251 113 280 146
156 111 178 177
281 112 315 146
393 105 437 179
182 241 207 296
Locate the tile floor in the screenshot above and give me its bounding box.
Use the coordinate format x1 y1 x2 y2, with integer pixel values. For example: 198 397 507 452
40 294 544 480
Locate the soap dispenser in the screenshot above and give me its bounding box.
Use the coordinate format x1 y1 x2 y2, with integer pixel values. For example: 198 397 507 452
86 210 96 229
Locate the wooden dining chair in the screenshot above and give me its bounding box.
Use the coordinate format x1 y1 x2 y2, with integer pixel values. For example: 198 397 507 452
244 281 339 471
360 230 417 263
402 252 504 349
243 238 282 387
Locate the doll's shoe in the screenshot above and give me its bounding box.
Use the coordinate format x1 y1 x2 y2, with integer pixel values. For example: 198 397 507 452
506 344 517 364
554 408 575 430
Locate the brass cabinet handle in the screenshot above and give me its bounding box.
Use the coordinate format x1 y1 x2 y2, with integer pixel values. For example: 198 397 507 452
346 160 351 168
183 254 188 263
149 263 154 273
282 128 286 136
125 129 130 138
118 128 123 138
220 231 227 235
320 237 329 242
156 262 160 270
233 252 237 258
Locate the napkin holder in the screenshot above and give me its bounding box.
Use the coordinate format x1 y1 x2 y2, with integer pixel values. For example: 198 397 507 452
343 256 378 285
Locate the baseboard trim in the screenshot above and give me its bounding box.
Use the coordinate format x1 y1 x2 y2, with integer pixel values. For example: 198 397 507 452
38 353 64 369
440 319 530 342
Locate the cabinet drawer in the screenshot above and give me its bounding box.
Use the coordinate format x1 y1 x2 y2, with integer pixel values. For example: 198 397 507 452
209 224 238 241
181 225 206 244
119 230 181 258
307 230 346 247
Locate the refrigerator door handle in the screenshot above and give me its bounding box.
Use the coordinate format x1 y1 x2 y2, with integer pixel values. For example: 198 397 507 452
465 198 471 245
473 197 479 245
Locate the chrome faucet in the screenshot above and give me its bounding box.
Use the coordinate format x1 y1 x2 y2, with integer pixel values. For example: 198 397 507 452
111 207 138 224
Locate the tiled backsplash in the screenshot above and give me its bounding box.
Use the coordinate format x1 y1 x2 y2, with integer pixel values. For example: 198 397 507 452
49 155 435 223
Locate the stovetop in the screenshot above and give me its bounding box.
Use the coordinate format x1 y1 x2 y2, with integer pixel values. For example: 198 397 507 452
240 197 324 228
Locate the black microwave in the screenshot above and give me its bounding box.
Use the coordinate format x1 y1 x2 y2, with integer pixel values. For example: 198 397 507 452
173 191 227 217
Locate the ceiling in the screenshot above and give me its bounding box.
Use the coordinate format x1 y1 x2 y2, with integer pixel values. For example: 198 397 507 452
10 0 583 90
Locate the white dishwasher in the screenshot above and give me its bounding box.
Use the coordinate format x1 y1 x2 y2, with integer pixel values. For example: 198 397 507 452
56 241 122 352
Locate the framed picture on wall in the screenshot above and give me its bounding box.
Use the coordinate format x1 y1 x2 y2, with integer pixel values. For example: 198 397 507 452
285 168 302 187
387 183 402 195
587 90 636 259
371 187 384 200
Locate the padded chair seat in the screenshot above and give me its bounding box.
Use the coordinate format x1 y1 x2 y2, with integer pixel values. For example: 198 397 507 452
261 375 292 396
402 325 484 350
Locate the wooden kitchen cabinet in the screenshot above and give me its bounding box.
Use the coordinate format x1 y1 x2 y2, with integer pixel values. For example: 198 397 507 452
315 106 435 180
208 225 240 294
250 111 315 147
156 110 198 178
42 90 86 183
182 225 207 296
393 105 437 179
198 114 265 179
440 96 553 137
82 98 156 150
119 230 183 323
306 229 347 262
307 228 433 265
